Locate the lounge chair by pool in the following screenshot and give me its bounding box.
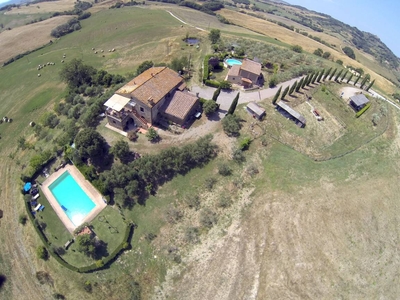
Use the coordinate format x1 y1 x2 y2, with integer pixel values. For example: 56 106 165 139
32 193 40 200
31 201 37 207
38 205 45 212
34 203 41 211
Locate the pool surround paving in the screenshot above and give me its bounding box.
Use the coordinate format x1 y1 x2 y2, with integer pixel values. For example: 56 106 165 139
41 164 107 233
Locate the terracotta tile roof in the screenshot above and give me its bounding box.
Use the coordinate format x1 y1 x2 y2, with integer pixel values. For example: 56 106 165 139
228 64 241 77
116 67 184 108
162 91 198 121
240 58 262 76
77 226 93 236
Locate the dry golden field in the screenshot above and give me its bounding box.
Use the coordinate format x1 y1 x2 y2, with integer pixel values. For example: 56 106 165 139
4 0 75 15
0 16 73 65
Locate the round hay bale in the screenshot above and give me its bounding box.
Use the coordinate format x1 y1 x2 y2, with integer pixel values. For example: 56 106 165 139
61 60 64 63
101 50 104 53
38 74 41 77
8 118 12 123
92 47 95 50
30 121 35 127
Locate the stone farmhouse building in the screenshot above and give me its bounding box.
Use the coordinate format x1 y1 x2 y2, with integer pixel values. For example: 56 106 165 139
226 58 262 88
104 67 200 130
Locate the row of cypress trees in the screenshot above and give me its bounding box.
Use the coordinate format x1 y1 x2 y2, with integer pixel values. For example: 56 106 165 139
271 67 375 104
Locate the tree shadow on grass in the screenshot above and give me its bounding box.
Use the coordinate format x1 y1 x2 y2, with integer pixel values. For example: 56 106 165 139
0 274 6 290
94 240 109 260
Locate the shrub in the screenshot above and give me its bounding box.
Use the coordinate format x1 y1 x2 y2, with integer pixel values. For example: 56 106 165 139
204 79 220 88
203 100 219 116
218 163 231 176
204 177 217 191
83 280 92 293
356 103 371 117
184 227 200 244
19 214 27 225
146 127 159 142
217 194 231 208
127 130 138 142
343 46 355 59
36 246 49 260
231 147 245 163
165 206 183 224
200 208 218 228
185 195 200 210
291 45 303 53
246 164 259 176
239 137 251 150
222 114 241 136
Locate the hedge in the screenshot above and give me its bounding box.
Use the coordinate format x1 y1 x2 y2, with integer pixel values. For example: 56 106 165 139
203 55 212 82
356 103 371 118
204 80 220 88
24 193 133 272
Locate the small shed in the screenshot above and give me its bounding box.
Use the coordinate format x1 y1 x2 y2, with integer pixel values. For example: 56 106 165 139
276 101 306 128
350 94 369 111
246 102 266 120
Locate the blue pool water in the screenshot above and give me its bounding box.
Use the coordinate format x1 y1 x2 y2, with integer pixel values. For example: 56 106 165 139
49 171 95 226
226 58 242 66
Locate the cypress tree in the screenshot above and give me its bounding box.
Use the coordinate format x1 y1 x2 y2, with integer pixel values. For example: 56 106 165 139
346 73 353 84
281 86 289 100
329 68 337 80
272 86 282 104
366 79 375 92
301 75 308 88
306 73 313 86
316 69 324 82
353 75 361 86
311 72 319 84
289 81 297 95
341 70 348 82
227 92 240 115
334 70 343 82
295 78 303 92
360 74 370 89
323 68 332 81
212 86 221 101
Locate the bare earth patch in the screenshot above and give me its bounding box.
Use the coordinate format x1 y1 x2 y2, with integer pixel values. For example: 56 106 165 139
339 86 364 100
0 16 72 65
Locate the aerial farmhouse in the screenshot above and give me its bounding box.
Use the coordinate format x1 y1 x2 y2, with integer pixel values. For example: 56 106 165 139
226 58 262 88
104 67 200 130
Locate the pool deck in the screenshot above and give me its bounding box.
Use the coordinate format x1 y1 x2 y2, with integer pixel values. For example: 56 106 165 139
41 164 107 234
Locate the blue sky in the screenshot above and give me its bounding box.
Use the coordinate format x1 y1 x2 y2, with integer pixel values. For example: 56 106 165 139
287 0 400 58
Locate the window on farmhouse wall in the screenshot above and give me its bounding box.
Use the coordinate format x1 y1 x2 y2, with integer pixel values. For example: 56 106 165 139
140 107 144 112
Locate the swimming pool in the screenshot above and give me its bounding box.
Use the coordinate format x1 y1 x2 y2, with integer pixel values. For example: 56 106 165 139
49 171 95 226
226 58 242 66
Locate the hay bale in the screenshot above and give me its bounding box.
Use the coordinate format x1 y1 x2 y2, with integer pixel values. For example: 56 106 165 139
30 121 35 127
38 74 41 77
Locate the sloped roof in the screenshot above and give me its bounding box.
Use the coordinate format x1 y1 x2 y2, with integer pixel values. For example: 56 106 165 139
240 58 262 76
350 94 369 106
228 64 241 77
162 91 198 121
247 102 265 116
104 94 130 112
277 101 306 124
116 67 184 108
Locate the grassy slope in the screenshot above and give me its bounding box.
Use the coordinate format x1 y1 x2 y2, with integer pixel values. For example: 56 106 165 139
1 3 400 300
